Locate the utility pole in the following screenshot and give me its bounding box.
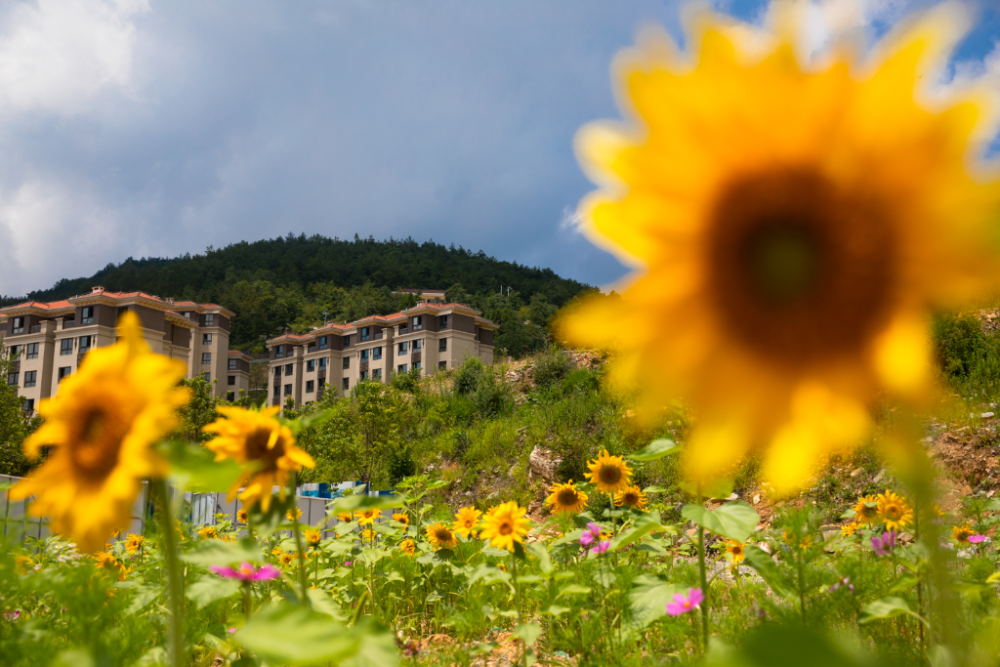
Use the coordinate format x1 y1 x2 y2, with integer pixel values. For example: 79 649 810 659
322 312 329 325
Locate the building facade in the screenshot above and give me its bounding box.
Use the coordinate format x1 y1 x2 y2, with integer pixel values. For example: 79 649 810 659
0 287 237 412
266 302 497 406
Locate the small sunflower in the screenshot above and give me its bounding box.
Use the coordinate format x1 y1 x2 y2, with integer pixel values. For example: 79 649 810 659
7 312 190 553
392 512 410 528
399 539 416 557
236 508 248 524
355 509 382 526
14 556 35 575
362 529 378 544
952 524 975 544
852 496 880 525
452 506 483 539
614 485 649 511
425 522 459 550
124 533 145 553
271 545 283 557
840 522 858 537
558 5 1000 494
877 491 913 531
286 508 302 522
586 450 632 494
93 551 127 581
479 501 532 552
305 529 322 548
202 406 315 512
545 482 589 515
724 539 746 565
337 512 353 523
197 525 218 540
783 529 813 550
278 551 296 567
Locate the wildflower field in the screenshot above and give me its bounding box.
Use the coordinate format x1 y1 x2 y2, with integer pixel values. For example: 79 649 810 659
5 3 1000 666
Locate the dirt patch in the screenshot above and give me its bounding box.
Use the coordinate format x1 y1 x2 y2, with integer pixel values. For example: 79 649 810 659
929 428 1000 493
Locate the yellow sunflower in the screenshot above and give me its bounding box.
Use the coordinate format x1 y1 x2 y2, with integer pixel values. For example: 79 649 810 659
362 529 377 544
586 450 632 494
6 312 190 553
952 524 974 544
286 508 302 522
305 529 322 548
15 556 35 575
236 508 248 524
399 538 416 557
545 481 589 515
93 551 127 581
724 539 745 565
783 529 813 550
392 512 410 528
355 509 382 526
337 512 353 523
840 522 858 537
202 406 315 512
853 496 880 525
278 551 295 567
425 522 459 550
479 501 532 552
877 490 913 531
197 525 218 540
452 506 483 539
558 5 1000 494
124 533 145 553
614 485 649 511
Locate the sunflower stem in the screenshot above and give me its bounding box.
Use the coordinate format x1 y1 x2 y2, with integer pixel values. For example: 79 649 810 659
695 491 709 652
289 472 311 607
152 479 186 667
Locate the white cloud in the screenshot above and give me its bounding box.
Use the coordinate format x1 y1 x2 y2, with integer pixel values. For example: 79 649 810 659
0 0 147 115
559 205 586 233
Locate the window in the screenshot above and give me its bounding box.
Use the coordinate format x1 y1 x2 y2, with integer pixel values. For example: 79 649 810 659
182 312 191 319
319 336 328 349
398 341 408 354
319 358 327 370
439 315 448 328
284 384 292 396
275 367 282 379
7 372 18 386
398 364 407 374
202 352 212 365
26 343 38 359
228 375 236 386
306 380 315 393
273 383 280 396
12 317 24 334
276 345 285 358
203 372 211 383
58 367 71 381
342 377 349 391
79 336 92 352
229 359 237 370
343 357 350 369
226 391 235 401
60 339 74 355
411 316 423 331
398 323 408 334
439 361 447 370
373 346 382 360
205 313 215 326
307 342 316 352
439 338 448 352
361 349 369 361
343 335 351 347
413 339 422 351
203 333 212 345
360 370 368 380
373 368 382 381
361 327 370 341
82 306 95 324
117 307 129 321
22 398 34 413
24 370 36 388
306 359 316 372
413 361 421 370
285 363 293 376
10 345 21 359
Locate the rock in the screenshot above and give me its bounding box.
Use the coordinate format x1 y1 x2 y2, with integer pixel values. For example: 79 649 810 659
849 467 863 477
752 494 761 505
873 469 886 484
988 490 996 498
982 412 995 419
528 445 562 483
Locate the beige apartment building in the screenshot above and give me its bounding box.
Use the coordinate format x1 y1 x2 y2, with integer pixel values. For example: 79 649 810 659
0 287 238 413
266 302 497 406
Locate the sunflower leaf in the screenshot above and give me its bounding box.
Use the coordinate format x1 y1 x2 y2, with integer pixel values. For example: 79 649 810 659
627 439 678 462
627 575 678 630
742 545 796 599
611 513 666 551
327 494 405 513
161 439 245 493
859 597 926 626
186 576 241 610
682 501 759 542
180 537 264 566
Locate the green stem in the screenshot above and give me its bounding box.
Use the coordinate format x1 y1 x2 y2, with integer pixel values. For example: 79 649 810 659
796 548 806 624
152 479 186 667
695 493 709 652
289 473 310 606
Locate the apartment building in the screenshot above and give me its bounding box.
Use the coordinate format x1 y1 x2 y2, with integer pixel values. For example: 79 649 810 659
226 350 253 401
266 302 497 406
391 288 446 304
0 287 236 412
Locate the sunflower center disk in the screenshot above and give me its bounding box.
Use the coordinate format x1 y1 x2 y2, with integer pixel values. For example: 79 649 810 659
558 490 579 505
499 521 513 536
599 467 621 485
70 405 129 481
707 167 897 365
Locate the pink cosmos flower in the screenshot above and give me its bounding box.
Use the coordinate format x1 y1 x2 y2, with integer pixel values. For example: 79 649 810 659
209 562 281 581
580 522 603 548
4 610 20 621
666 588 704 616
968 535 988 544
591 540 611 555
871 531 896 556
344 561 353 567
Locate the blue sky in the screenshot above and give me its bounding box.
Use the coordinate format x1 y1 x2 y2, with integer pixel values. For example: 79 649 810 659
0 0 997 296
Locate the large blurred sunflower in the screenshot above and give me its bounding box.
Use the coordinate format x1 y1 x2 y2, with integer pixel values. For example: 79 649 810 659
559 6 1000 493
7 312 190 553
202 406 315 511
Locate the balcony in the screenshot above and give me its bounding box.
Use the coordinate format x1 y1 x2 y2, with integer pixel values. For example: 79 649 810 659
374 332 383 340
29 325 40 334
411 352 421 364
359 361 369 373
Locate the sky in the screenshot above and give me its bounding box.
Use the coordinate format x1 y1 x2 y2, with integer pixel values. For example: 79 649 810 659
0 0 998 297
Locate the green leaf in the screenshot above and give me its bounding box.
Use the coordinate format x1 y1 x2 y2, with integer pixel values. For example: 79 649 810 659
186 576 241 609
513 622 542 646
860 597 925 626
611 513 667 551
526 542 552 574
628 575 678 630
125 583 162 615
627 439 678 461
682 501 759 542
237 603 398 666
466 563 513 590
328 494 404 513
556 583 592 600
306 588 347 621
889 574 919 594
742 546 796 599
161 439 246 493
180 538 263 566
678 477 734 499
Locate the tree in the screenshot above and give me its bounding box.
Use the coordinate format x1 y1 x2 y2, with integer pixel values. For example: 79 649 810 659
0 345 41 476
176 377 219 443
248 361 270 406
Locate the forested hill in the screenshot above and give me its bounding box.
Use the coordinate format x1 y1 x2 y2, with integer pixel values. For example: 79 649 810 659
12 234 597 354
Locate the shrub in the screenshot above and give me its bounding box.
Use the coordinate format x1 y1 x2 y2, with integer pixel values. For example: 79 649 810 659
532 348 574 388
453 357 487 395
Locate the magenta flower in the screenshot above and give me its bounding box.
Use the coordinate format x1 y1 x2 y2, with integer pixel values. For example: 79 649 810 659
666 588 704 616
871 531 896 556
344 561 353 567
3 610 20 622
829 577 854 594
968 535 988 544
580 522 603 548
591 540 611 555
209 562 281 581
